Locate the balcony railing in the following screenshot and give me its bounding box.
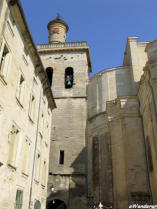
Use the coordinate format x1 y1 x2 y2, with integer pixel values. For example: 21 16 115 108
37 41 87 50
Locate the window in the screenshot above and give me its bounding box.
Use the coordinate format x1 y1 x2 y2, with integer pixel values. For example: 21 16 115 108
22 55 28 66
46 67 53 86
92 136 99 187
41 161 46 186
59 150 64 165
34 153 41 182
8 125 20 167
15 189 23 209
45 122 49 145
65 67 73 88
22 138 31 175
0 40 12 81
16 74 25 105
7 21 14 37
34 200 41 209
39 112 44 136
29 94 36 121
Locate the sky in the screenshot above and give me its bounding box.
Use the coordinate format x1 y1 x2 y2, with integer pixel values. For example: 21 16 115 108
20 0 157 77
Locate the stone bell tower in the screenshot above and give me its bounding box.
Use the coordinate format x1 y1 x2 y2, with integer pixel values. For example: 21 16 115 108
37 15 92 209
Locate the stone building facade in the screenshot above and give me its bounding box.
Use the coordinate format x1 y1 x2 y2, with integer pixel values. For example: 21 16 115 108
0 1 55 209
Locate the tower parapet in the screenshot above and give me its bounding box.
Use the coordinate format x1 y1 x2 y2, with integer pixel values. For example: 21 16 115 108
47 14 69 43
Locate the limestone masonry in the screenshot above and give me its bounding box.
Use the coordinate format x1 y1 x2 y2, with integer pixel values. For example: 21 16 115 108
0 1 157 209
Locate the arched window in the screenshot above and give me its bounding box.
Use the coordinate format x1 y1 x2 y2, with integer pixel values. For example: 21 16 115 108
46 67 53 87
65 67 73 89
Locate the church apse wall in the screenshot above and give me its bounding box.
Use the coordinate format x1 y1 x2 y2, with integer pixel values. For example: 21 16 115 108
88 37 152 209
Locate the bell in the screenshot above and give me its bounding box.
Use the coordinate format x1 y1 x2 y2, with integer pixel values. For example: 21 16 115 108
67 80 71 86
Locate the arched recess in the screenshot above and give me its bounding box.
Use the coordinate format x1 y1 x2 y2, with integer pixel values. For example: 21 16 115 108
34 200 41 209
46 67 53 87
47 199 67 209
65 67 73 89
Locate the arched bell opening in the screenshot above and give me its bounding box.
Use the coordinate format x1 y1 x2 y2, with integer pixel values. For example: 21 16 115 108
65 67 73 89
46 67 53 87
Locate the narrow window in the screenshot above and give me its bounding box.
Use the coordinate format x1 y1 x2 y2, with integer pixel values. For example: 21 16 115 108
65 67 73 88
8 125 20 167
16 74 25 105
0 42 11 79
46 67 53 86
35 153 41 182
15 190 23 209
39 112 44 136
92 136 99 187
22 138 31 175
41 161 46 186
29 94 36 121
45 122 49 145
59 150 64 164
7 21 14 37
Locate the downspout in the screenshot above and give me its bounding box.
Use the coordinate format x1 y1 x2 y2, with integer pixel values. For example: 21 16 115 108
28 78 45 209
85 83 89 197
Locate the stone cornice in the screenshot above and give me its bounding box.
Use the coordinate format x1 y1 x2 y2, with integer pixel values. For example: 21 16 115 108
107 113 141 122
88 111 107 121
89 66 130 82
37 44 92 73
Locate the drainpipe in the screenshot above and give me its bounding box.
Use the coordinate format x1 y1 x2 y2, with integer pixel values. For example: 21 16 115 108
85 84 89 198
28 78 45 209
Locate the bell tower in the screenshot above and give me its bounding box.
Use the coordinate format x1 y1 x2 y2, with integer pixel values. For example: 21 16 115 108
37 16 92 209
47 14 69 43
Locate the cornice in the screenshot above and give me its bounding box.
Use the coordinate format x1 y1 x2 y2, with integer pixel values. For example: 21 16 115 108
88 111 107 121
37 46 89 53
89 66 130 82
37 46 92 72
107 113 141 122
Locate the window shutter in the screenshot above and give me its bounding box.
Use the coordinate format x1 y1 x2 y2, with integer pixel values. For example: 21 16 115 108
15 190 23 209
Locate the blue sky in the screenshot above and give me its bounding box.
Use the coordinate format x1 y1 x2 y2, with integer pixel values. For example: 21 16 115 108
20 0 157 77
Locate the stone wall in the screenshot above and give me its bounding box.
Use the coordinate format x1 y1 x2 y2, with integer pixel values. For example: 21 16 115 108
88 37 152 208
39 48 90 209
138 39 157 204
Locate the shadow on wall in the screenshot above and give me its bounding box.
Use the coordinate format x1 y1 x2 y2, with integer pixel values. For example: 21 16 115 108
47 147 88 209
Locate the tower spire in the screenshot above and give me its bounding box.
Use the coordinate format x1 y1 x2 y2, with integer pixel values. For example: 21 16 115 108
56 12 61 20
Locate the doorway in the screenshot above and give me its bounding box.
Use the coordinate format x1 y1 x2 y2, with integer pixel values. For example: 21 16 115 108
47 199 67 209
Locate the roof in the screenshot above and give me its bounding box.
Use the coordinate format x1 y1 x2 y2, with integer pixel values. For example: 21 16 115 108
47 15 69 32
9 0 56 110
